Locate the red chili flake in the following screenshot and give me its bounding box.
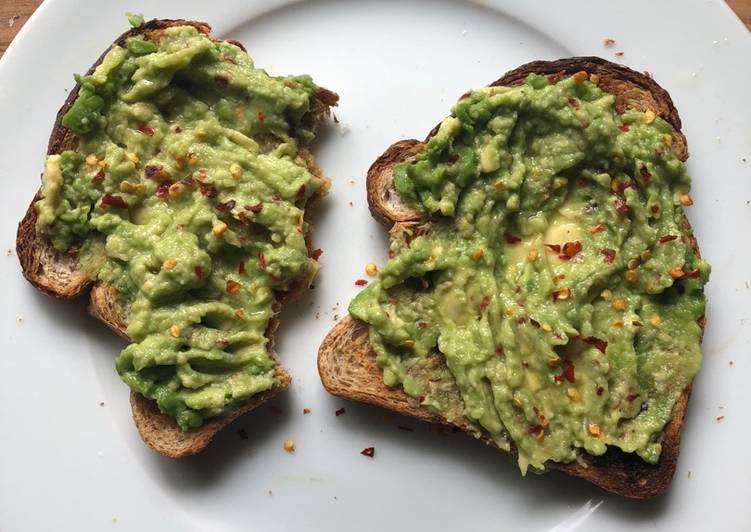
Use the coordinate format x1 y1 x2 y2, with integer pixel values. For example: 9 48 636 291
684 268 701 278
578 335 608 353
144 164 165 180
596 385 605 396
446 154 459 166
639 164 652 182
561 241 582 258
614 197 629 214
600 248 616 263
651 205 660 214
355 279 368 286
226 280 241 293
214 75 229 89
257 251 266 270
554 375 564 383
199 183 218 198
100 194 128 208
236 428 249 440
174 126 182 133
138 125 154 137
91 169 105 184
567 97 580 109
156 181 172 199
562 361 576 383
303 408 311 414
613 180 633 194
245 202 263 214
311 248 323 261
360 447 375 458
296 185 306 200
194 266 204 279
547 71 564 84
180 174 194 186
257 111 265 121
528 424 544 436
238 261 246 275
335 408 346 417
618 124 630 132
632 320 642 327
545 243 561 253
626 393 641 402
479 295 490 312
591 223 604 234
397 425 414 432
503 231 522 244
216 199 236 212
659 234 678 244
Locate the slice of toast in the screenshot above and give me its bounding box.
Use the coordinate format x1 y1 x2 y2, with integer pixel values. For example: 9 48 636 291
319 57 701 498
16 19 338 458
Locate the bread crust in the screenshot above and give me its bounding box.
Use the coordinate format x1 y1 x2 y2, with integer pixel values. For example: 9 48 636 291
321 57 701 498
16 19 337 457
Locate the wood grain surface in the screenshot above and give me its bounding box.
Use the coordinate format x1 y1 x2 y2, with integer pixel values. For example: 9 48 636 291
1 1 750 58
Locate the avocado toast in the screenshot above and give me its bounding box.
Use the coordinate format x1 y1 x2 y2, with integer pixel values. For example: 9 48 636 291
17 18 338 457
318 57 708 498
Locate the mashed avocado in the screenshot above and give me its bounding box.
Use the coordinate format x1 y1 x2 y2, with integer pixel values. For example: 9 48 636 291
349 72 709 472
36 24 327 429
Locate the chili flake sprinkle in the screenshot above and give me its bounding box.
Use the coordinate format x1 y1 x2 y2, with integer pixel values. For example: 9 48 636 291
578 335 608 353
216 199 236 212
257 251 266 270
360 447 375 458
245 202 263 214
614 197 629 214
561 240 582 258
100 194 128 209
503 231 522 244
659 234 678 244
226 280 241 293
200 183 218 198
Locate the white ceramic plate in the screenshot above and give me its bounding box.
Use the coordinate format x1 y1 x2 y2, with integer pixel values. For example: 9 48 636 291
1 1 749 530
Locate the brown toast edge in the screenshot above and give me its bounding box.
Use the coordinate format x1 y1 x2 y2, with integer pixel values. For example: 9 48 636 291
16 19 338 458
323 57 702 498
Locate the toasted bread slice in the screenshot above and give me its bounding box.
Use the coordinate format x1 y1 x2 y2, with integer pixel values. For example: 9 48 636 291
17 19 338 458
319 57 701 498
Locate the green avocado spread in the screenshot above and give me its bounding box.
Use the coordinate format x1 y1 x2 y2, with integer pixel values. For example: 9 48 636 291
35 24 328 429
349 72 709 472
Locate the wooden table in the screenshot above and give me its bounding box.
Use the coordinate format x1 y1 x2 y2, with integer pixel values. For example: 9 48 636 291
2 0 750 57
